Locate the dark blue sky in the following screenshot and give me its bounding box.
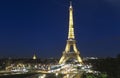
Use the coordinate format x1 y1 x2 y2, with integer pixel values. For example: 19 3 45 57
0 0 120 58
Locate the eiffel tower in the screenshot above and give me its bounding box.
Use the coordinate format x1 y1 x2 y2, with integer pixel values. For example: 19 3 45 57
59 2 83 64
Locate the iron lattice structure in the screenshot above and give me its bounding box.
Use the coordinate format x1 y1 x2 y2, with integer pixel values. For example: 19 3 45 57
59 2 83 64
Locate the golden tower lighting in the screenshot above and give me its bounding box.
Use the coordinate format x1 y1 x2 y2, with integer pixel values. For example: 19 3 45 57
33 53 37 60
59 2 83 64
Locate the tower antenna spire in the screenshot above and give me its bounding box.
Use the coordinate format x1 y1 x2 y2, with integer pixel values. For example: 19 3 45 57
70 1 72 6
69 0 72 8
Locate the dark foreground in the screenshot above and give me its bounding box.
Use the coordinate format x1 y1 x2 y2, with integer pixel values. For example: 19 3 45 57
0 73 37 78
0 73 108 78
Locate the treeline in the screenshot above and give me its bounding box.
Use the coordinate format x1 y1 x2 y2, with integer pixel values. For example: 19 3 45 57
86 54 120 78
81 73 107 78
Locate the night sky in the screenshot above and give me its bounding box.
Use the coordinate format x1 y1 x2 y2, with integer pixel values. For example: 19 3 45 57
0 0 120 58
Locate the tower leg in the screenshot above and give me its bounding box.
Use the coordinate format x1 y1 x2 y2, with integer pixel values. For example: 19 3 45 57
59 55 65 64
77 55 82 63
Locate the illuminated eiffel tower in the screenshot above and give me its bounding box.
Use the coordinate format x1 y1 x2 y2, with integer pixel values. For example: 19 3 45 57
59 2 83 64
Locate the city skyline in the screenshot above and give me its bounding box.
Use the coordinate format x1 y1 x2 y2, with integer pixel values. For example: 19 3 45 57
0 0 120 58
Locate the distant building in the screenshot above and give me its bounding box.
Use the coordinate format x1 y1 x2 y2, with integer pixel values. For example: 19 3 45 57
32 54 37 60
83 57 98 61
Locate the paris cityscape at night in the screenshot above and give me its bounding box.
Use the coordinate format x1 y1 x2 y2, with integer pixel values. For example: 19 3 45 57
0 0 120 78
